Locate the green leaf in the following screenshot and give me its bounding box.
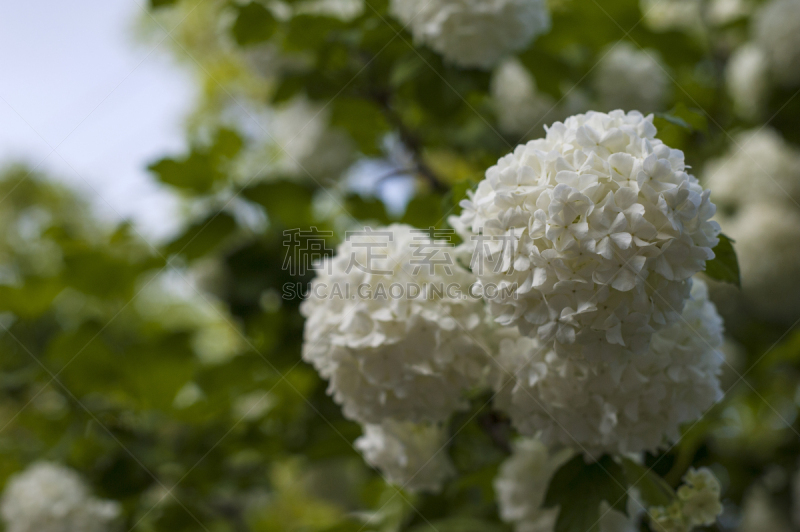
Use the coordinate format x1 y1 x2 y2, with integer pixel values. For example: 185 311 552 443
232 2 278 46
344 194 391 224
166 212 238 260
705 233 741 287
544 454 629 532
330 98 389 155
242 180 314 227
148 128 241 194
284 14 347 51
621 458 675 508
212 128 244 159
654 103 708 133
150 0 177 8
401 193 444 229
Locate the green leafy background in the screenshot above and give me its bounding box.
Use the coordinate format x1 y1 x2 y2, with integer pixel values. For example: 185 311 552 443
0 0 797 530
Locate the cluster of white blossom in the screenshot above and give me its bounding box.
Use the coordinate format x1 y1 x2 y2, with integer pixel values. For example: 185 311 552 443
640 0 749 32
726 44 770 122
301 223 491 424
389 0 551 69
0 462 121 532
355 420 455 492
704 129 800 322
451 110 719 361
301 113 725 516
725 0 800 117
754 0 800 88
649 468 724 532
135 268 244 365
492 279 723 455
640 0 703 32
490 58 557 138
593 43 669 113
230 96 355 184
494 437 643 532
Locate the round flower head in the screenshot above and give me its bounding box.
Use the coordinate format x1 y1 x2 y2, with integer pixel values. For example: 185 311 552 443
593 43 670 113
649 467 723 531
492 279 724 456
451 110 719 360
301 224 490 424
704 128 800 212
755 0 800 87
1 462 121 532
495 438 643 532
355 420 455 492
718 202 800 322
640 0 702 33
389 0 551 69
726 44 769 122
491 58 557 138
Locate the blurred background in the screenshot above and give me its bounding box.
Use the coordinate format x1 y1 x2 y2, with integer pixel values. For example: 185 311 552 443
1 0 800 530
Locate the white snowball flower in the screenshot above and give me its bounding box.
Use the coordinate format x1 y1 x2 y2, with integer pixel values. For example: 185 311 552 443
740 485 792 532
718 202 800 322
593 43 670 113
704 128 800 210
495 438 642 532
649 467 723 531
1 462 121 532
451 110 719 360
231 97 354 183
491 58 557 138
493 279 724 455
707 0 752 25
355 420 455 492
293 0 364 20
726 45 770 122
389 0 551 69
301 224 491 424
704 128 800 211
640 0 702 32
755 0 800 87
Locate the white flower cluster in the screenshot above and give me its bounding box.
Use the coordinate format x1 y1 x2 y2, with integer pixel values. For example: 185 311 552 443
301 223 490 424
641 0 749 31
649 468 724 532
491 58 557 138
754 0 800 88
355 420 455 492
451 110 719 361
494 438 643 532
389 0 551 69
593 43 669 113
493 279 723 455
704 129 800 322
640 0 703 32
726 44 770 122
0 462 121 532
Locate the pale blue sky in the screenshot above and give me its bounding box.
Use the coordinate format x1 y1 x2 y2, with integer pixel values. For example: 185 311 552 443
0 0 195 240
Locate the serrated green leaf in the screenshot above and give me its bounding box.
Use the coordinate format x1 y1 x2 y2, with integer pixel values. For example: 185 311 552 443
705 233 740 287
544 454 629 532
621 458 675 508
232 2 277 46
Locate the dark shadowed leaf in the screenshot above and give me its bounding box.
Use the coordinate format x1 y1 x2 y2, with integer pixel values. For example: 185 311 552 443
544 454 629 532
705 233 741 287
231 2 277 46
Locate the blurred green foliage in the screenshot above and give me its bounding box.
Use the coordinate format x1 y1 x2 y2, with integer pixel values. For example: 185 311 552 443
2 0 800 530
